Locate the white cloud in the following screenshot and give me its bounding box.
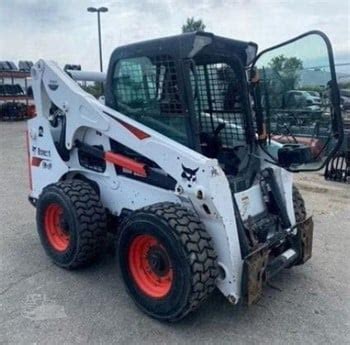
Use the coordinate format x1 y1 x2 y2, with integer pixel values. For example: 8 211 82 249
0 0 349 70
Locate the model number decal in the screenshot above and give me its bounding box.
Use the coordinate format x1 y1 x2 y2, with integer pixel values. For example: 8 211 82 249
31 157 52 169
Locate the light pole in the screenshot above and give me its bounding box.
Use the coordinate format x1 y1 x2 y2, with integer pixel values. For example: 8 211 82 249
87 6 108 72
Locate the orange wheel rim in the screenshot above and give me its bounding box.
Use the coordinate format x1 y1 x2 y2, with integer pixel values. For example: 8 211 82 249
128 234 173 299
44 204 70 252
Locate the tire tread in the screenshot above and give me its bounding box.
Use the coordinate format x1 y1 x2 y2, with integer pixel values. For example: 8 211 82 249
40 180 107 269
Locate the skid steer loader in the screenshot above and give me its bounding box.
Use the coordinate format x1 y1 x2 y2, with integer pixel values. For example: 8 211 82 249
27 31 343 321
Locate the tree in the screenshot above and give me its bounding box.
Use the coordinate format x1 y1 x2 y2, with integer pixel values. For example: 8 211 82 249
268 55 303 91
264 54 303 108
182 17 206 33
80 82 103 98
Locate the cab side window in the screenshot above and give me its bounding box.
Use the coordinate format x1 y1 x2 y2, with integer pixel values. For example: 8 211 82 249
112 56 189 146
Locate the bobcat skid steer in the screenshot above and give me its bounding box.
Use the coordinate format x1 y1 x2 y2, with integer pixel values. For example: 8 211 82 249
27 31 343 321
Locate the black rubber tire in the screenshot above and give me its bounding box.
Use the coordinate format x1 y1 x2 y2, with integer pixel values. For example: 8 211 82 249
117 202 218 322
36 180 107 269
292 185 307 223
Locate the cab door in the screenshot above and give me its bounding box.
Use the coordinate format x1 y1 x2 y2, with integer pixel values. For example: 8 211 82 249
252 31 343 171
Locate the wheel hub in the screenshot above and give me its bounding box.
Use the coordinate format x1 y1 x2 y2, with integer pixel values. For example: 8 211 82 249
58 217 69 234
147 246 170 277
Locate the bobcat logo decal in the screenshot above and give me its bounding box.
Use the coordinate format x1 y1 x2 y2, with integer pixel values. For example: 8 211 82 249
181 164 199 183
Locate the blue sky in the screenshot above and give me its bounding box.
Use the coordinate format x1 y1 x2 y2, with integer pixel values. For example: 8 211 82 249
0 0 349 71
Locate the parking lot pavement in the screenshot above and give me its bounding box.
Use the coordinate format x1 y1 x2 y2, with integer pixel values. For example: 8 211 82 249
1 121 349 345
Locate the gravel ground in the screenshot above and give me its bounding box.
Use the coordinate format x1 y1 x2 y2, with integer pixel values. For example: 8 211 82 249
0 121 349 345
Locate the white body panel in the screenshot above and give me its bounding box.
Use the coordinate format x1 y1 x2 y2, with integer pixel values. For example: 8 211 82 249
28 60 296 303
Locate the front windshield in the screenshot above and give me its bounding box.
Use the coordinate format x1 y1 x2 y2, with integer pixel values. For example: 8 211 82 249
190 59 251 176
192 61 248 147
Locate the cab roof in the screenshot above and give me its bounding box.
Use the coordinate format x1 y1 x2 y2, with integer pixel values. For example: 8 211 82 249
110 31 258 66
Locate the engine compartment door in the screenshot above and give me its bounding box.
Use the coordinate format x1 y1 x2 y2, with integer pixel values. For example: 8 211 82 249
252 31 343 171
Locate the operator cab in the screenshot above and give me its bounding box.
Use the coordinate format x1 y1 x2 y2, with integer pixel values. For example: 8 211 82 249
105 32 257 190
